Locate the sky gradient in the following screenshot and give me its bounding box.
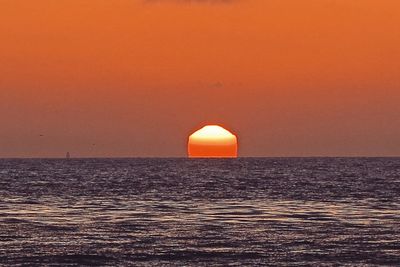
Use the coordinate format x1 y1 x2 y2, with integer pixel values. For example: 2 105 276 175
1 0 400 157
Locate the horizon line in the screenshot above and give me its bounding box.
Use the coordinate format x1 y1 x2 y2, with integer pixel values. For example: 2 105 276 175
1 156 400 160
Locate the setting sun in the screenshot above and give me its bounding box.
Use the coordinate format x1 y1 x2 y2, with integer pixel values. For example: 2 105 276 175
188 125 238 158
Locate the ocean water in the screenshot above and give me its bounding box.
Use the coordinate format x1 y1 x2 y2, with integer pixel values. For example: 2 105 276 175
0 158 399 266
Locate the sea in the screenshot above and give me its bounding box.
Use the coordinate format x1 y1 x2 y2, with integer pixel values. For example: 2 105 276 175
0 158 399 266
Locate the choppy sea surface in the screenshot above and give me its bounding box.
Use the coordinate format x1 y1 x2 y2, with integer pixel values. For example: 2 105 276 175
0 158 399 266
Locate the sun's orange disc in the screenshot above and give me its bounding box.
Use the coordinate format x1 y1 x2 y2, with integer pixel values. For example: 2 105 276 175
188 125 238 158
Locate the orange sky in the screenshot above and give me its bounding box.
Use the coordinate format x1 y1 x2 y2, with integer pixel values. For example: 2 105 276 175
1 0 400 157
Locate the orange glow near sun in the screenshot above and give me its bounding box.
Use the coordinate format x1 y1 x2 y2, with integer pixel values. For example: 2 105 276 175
188 125 238 158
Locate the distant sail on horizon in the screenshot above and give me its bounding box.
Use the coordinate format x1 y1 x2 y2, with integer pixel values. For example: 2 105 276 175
66 152 70 159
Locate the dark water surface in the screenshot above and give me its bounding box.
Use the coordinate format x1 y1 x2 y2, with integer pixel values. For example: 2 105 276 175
0 158 399 266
